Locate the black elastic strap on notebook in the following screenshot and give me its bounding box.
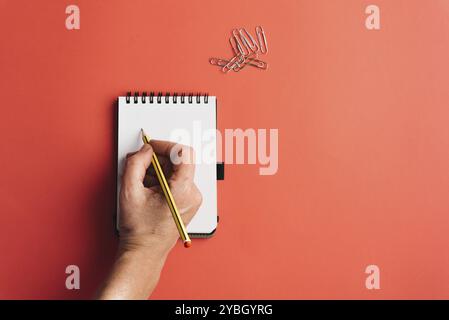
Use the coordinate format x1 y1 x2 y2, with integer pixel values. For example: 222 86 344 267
217 162 224 180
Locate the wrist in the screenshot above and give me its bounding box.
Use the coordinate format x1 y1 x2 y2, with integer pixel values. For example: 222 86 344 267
118 234 175 260
99 238 170 299
117 245 168 268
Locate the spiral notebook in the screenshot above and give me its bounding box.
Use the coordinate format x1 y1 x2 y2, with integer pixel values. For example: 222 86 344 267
117 92 218 237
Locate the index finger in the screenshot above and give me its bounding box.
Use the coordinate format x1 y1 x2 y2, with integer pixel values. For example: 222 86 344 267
150 139 195 182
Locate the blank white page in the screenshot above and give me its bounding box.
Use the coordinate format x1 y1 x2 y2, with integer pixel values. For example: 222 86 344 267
117 95 217 235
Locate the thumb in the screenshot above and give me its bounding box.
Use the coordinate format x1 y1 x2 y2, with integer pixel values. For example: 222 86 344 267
122 144 154 188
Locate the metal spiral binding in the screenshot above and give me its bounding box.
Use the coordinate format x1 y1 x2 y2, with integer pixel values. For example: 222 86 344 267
125 92 209 104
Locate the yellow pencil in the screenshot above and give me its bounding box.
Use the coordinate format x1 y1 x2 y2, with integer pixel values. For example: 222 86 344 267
141 129 192 248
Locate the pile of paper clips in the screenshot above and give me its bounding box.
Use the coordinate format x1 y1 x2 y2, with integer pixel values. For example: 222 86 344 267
210 26 268 73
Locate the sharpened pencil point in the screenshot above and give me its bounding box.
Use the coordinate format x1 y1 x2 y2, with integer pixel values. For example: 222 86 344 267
141 128 150 144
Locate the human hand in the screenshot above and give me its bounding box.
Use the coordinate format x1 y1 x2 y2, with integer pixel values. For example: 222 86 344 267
118 140 202 256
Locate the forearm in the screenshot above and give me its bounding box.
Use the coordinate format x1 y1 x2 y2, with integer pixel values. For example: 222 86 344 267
97 245 169 300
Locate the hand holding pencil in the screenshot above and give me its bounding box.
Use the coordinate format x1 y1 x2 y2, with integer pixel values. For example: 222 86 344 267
118 134 202 252
99 136 202 299
141 129 192 248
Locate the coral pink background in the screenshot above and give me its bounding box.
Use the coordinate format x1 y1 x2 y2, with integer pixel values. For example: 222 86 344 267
0 0 448 299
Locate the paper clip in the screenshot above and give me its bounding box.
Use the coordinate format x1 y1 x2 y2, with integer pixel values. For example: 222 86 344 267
233 52 257 72
239 28 259 53
229 36 240 56
211 54 267 72
232 52 258 72
246 57 268 70
222 54 243 73
232 29 250 56
255 26 268 54
209 58 228 67
210 26 268 74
